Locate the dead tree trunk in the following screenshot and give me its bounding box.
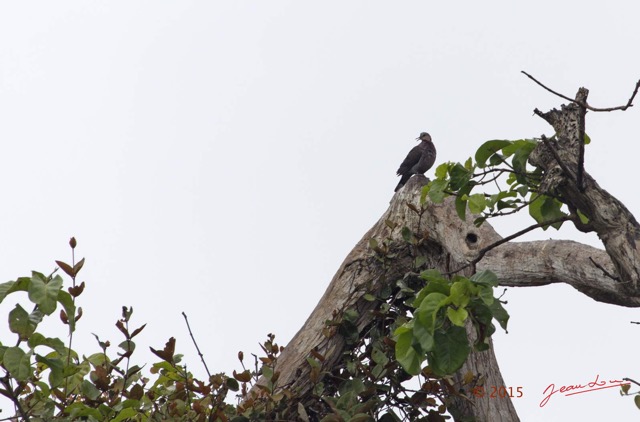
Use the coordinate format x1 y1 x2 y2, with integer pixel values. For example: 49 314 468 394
253 175 520 420
252 88 640 421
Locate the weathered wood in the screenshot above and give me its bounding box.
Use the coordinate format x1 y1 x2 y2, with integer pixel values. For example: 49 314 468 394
529 88 640 290
480 240 640 307
252 176 519 420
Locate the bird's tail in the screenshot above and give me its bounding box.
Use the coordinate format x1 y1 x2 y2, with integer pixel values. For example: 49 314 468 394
394 174 411 192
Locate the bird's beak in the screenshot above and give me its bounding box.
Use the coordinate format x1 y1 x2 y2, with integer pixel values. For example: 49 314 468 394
415 137 420 141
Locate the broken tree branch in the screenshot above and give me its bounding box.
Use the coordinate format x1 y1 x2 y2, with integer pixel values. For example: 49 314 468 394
529 88 640 289
522 70 640 112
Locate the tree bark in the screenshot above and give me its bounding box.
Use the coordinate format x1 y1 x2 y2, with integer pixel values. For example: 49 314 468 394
480 240 640 307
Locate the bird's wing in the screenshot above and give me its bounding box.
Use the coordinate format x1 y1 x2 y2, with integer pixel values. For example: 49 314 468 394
396 144 423 176
418 142 436 173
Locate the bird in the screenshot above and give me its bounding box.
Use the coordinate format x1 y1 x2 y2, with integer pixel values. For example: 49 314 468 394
394 132 436 192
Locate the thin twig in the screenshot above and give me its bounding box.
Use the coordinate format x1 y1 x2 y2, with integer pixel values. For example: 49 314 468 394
483 200 532 219
472 168 515 178
0 377 29 421
623 378 640 387
522 71 577 105
182 312 212 378
522 71 640 112
588 256 621 282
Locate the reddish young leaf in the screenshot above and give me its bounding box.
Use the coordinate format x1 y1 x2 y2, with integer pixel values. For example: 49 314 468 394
73 258 85 275
150 337 176 363
310 348 326 362
68 281 85 297
60 309 68 324
55 260 75 278
233 369 252 383
130 324 147 339
115 320 130 338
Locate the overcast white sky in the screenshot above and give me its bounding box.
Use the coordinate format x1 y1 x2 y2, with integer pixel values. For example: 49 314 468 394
1 2 639 420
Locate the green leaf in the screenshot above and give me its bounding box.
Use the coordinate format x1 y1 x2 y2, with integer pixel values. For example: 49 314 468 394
477 286 495 306
419 269 447 283
455 195 467 220
0 277 30 303
81 379 102 400
4 347 32 381
86 352 110 367
394 325 422 375
416 292 449 333
27 333 67 355
489 153 505 166
529 194 567 229
414 255 427 269
9 304 37 340
112 408 138 422
414 278 450 308
430 326 470 375
371 347 389 366
363 293 376 302
435 162 450 179
511 140 537 183
584 133 591 145
449 163 472 190
467 193 486 214
470 270 498 287
516 185 529 197
401 226 417 245
454 184 473 221
475 140 512 168
577 209 589 225
226 377 240 391
489 300 510 332
338 319 359 345
65 403 104 419
501 139 526 156
475 341 490 352
29 273 63 315
119 340 136 354
473 216 486 227
413 316 435 353
469 301 495 330
447 307 469 326
427 179 448 203
449 279 473 308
